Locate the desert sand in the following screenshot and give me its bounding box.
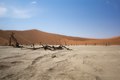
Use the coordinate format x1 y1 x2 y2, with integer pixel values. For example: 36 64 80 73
0 29 120 45
0 45 120 80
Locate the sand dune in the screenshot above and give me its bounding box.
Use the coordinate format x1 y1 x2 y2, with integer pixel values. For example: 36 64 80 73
0 46 120 80
0 29 120 45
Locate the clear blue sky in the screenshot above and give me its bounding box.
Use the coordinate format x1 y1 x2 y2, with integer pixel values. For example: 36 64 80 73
0 0 120 38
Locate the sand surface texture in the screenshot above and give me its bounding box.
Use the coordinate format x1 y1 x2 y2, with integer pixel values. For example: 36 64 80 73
0 46 120 80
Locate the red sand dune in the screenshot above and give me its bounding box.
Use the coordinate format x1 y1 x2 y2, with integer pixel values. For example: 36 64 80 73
0 29 120 45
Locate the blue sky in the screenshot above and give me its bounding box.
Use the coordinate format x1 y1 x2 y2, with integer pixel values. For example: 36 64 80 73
0 0 120 38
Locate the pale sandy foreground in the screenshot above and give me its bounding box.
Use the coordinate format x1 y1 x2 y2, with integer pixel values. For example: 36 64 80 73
0 46 120 80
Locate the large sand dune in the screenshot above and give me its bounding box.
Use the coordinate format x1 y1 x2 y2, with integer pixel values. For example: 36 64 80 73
0 29 120 45
0 46 120 80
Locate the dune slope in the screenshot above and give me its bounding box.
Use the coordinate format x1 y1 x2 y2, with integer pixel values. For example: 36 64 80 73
0 29 120 45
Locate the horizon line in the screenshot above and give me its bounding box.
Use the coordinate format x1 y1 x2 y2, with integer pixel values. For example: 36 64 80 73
0 29 120 39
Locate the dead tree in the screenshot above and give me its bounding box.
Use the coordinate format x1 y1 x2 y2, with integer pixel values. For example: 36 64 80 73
9 32 20 48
